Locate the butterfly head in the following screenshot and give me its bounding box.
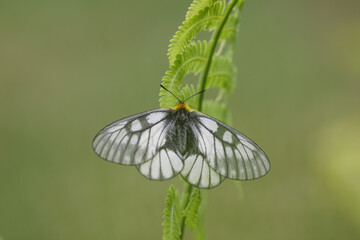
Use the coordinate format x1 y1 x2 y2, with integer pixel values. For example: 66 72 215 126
160 84 205 113
173 102 191 112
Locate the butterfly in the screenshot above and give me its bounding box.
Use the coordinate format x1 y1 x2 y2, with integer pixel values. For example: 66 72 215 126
92 85 270 189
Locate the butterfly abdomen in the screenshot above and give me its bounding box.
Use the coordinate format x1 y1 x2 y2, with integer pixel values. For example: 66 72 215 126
164 108 198 157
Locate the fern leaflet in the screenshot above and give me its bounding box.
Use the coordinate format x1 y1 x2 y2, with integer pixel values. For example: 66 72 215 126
183 189 202 231
160 40 210 108
167 1 225 65
186 0 217 20
206 55 236 94
162 185 182 240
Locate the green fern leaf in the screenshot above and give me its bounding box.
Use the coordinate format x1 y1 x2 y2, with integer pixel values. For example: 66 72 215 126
160 40 210 108
168 1 225 65
202 100 230 123
179 83 199 109
183 189 202 231
162 185 182 240
206 55 236 93
186 0 216 21
219 1 241 42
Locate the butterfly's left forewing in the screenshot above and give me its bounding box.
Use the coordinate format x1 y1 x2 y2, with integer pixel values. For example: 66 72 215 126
93 110 169 165
191 112 270 181
93 109 184 181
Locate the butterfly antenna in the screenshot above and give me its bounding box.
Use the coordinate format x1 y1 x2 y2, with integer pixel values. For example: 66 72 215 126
160 84 181 103
183 89 205 103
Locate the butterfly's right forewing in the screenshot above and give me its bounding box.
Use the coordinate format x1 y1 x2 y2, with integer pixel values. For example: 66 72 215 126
191 112 270 181
93 110 170 165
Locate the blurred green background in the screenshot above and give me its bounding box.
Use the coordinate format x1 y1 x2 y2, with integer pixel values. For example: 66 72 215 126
1 0 359 239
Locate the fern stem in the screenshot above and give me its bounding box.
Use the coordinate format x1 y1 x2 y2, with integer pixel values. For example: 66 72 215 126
180 183 193 240
179 1 240 238
198 0 240 111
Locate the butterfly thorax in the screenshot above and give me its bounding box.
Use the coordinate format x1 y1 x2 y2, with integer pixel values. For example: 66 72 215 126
166 103 197 158
173 102 191 112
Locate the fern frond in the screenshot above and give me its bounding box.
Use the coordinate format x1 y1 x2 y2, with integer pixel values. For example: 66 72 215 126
206 56 236 93
179 83 199 110
183 189 202 231
168 1 225 65
219 1 241 42
186 0 216 20
202 100 230 123
160 0 246 237
160 40 210 108
162 185 182 240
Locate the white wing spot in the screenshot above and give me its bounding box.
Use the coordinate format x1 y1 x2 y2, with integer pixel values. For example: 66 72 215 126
131 120 142 131
200 118 218 132
146 112 165 124
223 131 233 143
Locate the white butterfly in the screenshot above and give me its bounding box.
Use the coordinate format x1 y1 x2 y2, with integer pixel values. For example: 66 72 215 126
93 85 270 189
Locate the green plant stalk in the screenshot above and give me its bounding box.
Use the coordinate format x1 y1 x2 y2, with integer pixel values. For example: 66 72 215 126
179 2 241 239
180 182 193 240
197 0 239 112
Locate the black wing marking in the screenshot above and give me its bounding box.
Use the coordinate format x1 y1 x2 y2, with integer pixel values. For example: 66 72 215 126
191 112 270 180
93 109 172 165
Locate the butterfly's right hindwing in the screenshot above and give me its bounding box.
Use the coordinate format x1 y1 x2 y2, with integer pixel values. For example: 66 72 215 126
93 110 171 165
180 154 225 189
